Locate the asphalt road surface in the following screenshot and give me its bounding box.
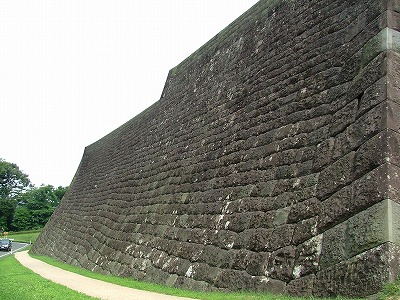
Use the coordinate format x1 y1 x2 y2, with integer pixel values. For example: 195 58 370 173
0 241 29 259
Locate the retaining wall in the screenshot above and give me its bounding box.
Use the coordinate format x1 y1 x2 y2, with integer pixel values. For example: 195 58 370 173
32 0 400 296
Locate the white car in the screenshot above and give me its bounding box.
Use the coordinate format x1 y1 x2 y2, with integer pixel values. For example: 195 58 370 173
0 239 12 251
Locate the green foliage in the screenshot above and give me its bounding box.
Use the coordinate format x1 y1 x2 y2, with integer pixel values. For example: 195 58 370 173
0 158 67 231
0 158 31 198
0 255 96 300
12 185 67 231
0 158 31 230
0 197 17 231
11 206 31 231
379 278 400 299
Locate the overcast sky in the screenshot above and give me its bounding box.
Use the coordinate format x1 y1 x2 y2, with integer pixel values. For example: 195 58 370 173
1 1 259 188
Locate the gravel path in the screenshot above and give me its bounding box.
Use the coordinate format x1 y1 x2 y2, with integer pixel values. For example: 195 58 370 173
15 251 196 300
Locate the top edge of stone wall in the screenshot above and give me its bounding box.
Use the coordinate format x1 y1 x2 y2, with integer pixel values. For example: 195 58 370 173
170 0 285 76
83 0 285 154
84 101 157 154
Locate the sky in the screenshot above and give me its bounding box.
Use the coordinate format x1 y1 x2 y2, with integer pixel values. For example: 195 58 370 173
1 1 260 188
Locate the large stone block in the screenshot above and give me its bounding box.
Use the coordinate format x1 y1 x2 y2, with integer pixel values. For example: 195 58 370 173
287 275 316 297
316 151 355 200
319 199 400 268
314 243 400 297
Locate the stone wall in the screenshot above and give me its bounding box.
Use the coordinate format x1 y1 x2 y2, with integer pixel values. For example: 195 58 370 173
32 0 400 297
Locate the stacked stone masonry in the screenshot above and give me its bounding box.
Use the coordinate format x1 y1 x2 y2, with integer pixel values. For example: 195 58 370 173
32 0 400 297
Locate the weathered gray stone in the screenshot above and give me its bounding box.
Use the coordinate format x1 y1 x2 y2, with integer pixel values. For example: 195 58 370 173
287 275 316 297
287 197 321 224
320 200 400 268
316 152 355 200
255 277 287 294
357 77 387 117
31 0 400 297
314 243 400 297
317 186 352 231
213 269 255 290
318 163 400 232
185 262 220 285
319 223 347 269
292 217 318 246
266 246 297 283
294 235 323 278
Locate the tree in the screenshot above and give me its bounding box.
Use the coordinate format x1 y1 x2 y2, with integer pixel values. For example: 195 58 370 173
0 159 31 230
0 159 68 231
0 198 17 231
53 186 68 204
0 159 30 198
13 185 67 230
11 206 31 231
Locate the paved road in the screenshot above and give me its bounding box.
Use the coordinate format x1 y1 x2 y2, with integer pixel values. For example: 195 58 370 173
0 241 29 259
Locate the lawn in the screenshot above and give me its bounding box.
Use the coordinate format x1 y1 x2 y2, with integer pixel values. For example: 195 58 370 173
0 255 97 300
3 229 42 243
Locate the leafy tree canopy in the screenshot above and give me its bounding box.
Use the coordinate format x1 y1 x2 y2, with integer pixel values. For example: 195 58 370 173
17 185 66 210
0 158 31 199
0 158 68 231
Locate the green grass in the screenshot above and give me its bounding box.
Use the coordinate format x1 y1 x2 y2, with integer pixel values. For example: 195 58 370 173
380 279 400 299
30 252 359 300
3 229 42 243
0 255 98 300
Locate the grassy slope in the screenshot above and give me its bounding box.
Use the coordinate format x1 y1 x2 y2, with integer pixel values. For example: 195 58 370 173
3 229 42 243
0 255 97 300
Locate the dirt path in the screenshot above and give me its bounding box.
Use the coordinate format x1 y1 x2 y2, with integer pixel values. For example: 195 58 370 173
15 251 196 300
